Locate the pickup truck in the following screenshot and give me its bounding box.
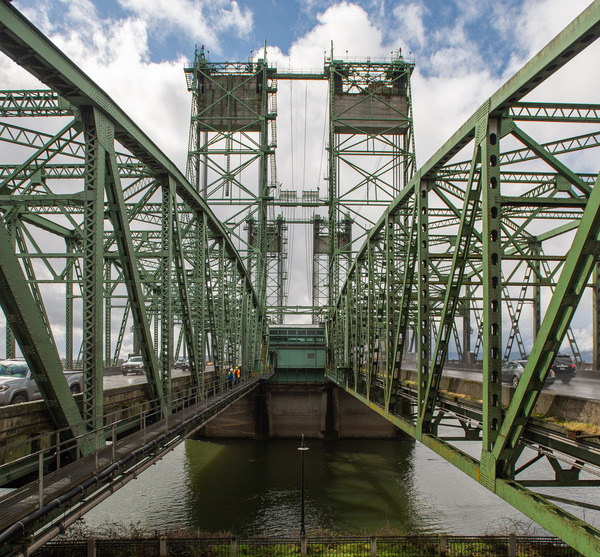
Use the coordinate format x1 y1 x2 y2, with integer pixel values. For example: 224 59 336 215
0 359 83 405
121 355 145 375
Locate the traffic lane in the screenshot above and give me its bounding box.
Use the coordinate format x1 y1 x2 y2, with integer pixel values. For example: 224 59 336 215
103 368 191 390
441 367 600 400
101 365 599 399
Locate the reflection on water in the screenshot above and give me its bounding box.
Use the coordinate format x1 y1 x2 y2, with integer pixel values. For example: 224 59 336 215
82 438 539 536
183 439 420 536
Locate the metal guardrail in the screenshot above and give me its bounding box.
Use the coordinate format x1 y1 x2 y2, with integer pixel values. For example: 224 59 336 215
327 368 600 490
0 377 264 555
0 375 220 485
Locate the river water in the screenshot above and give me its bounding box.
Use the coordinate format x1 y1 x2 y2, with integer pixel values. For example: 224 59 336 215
80 437 552 537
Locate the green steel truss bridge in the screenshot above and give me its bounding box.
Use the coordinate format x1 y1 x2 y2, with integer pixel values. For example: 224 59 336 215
2 0 600 554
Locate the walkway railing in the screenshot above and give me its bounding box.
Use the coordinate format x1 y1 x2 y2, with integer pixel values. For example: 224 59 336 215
0 374 223 483
0 376 263 554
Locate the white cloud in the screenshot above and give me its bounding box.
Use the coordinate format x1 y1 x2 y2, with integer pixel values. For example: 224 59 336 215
118 0 253 52
285 2 388 66
499 0 595 77
298 0 327 12
0 52 45 89
19 0 191 170
393 3 426 48
514 0 595 58
411 70 502 164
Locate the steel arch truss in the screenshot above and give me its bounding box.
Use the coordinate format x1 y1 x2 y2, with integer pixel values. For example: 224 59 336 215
0 4 266 452
329 3 600 554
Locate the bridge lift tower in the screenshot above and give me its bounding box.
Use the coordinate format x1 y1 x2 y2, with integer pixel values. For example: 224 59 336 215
185 47 283 324
317 52 416 318
185 48 416 324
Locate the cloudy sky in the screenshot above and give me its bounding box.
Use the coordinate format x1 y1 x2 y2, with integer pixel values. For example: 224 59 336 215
2 0 599 357
6 0 595 169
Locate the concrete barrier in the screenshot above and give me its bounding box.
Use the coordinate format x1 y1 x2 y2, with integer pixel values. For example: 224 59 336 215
0 375 197 468
402 369 600 427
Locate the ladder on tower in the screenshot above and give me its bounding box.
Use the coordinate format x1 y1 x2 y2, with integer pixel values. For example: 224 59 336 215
503 265 532 361
452 321 463 362
472 306 483 361
269 77 278 190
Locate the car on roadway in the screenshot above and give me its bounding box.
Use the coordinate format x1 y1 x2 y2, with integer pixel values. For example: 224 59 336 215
551 354 577 384
173 357 190 371
501 360 555 388
121 355 145 376
0 359 83 405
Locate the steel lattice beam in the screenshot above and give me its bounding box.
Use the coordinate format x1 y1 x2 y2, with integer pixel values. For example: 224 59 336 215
0 2 266 441
329 2 600 555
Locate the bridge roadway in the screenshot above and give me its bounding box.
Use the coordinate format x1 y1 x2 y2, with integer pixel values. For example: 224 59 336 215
439 365 600 400
112 364 600 406
0 376 263 554
109 362 600 414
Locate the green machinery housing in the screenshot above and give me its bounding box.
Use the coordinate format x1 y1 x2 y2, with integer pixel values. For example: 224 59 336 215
268 325 327 382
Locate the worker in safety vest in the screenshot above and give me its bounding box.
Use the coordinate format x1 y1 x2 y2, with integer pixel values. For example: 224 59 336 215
236 365 241 384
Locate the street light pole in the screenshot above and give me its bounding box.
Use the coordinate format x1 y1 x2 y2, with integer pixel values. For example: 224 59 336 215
298 434 309 536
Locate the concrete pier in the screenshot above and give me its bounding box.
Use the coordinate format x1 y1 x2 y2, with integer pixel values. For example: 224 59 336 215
198 383 401 439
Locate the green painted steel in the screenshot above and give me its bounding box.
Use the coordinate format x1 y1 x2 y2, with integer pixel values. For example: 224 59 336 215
323 51 415 321
3 0 600 554
80 106 107 437
184 47 279 324
328 2 600 555
0 1 266 447
160 176 174 409
274 349 326 370
0 220 89 449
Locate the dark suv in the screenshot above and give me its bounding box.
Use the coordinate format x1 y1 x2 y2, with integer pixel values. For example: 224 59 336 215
551 354 576 384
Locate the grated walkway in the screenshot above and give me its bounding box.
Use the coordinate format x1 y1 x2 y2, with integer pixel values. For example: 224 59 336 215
0 379 260 534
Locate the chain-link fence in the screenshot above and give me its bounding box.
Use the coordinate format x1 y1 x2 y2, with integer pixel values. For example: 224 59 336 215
34 534 582 556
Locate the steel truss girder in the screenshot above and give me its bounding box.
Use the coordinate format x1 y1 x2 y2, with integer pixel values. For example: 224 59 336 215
0 1 265 438
509 102 600 123
0 89 72 117
0 121 84 196
0 220 88 447
493 170 600 470
329 2 600 554
0 162 149 183
171 197 202 391
0 4 257 284
440 130 600 178
80 106 108 435
160 176 174 408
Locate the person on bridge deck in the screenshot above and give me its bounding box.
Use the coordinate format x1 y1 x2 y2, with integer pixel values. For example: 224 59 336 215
227 368 233 388
236 365 241 384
